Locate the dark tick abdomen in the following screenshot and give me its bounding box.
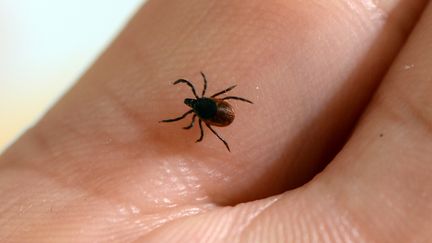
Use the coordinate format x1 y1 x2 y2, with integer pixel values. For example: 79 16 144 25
205 99 235 127
194 98 217 119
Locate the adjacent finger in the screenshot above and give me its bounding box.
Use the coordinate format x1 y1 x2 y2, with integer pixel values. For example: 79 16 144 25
305 2 432 241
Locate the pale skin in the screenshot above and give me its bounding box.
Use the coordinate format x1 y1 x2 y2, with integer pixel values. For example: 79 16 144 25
1 0 431 242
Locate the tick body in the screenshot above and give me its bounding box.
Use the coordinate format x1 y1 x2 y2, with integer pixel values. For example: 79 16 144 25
185 98 234 127
160 72 253 151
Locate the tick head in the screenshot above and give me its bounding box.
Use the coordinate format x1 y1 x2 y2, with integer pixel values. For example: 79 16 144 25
184 98 196 108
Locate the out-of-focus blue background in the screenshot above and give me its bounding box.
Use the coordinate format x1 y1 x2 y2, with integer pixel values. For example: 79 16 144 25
0 0 144 152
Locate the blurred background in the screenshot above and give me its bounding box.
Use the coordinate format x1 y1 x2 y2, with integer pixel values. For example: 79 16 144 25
0 0 144 152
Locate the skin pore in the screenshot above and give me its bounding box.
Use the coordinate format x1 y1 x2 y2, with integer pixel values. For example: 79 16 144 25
0 0 431 242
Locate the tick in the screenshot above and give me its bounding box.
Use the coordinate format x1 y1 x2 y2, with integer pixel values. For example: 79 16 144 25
160 72 253 151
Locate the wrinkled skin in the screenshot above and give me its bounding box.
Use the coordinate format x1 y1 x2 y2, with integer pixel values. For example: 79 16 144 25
1 0 431 242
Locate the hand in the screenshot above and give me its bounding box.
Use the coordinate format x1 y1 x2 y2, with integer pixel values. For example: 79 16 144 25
1 0 431 242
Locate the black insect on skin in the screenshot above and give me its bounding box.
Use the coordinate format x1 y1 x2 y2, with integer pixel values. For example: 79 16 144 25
160 72 253 152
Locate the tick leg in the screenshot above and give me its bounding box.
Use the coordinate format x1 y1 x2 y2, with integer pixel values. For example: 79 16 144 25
196 119 204 142
174 79 199 98
211 85 237 98
200 72 207 97
183 114 196 129
160 110 193 123
205 123 231 152
222 96 253 104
